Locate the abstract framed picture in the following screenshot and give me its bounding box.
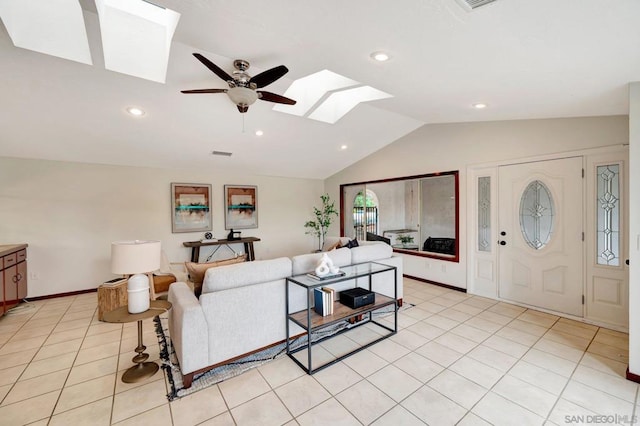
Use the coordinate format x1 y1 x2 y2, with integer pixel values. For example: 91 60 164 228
171 183 212 233
224 185 258 230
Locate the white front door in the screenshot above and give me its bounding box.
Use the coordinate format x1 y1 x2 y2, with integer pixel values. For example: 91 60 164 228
498 157 584 316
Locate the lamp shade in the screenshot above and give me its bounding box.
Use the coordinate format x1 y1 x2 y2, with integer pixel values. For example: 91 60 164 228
111 240 161 274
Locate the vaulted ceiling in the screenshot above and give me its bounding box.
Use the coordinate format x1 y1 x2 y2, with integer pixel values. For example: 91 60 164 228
1 0 639 179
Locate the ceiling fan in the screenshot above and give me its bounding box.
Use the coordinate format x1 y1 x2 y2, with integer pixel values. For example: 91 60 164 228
181 53 297 113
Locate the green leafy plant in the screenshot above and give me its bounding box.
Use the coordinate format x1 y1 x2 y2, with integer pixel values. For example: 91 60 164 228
397 234 414 244
304 193 338 251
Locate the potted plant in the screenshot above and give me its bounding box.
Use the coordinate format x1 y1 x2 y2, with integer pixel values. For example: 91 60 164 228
304 194 338 251
396 233 415 247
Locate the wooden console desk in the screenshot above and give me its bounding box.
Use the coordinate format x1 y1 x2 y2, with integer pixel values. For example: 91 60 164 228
183 237 261 262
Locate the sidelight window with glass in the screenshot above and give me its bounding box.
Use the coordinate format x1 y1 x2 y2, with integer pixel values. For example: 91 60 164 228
596 164 621 266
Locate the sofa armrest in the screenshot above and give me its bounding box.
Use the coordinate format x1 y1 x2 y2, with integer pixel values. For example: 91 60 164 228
168 282 209 375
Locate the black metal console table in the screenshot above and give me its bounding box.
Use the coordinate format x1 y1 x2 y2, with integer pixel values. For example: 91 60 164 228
285 261 397 374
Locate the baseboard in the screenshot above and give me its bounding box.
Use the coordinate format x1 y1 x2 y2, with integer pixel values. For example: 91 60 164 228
26 288 97 302
626 367 640 383
403 274 467 293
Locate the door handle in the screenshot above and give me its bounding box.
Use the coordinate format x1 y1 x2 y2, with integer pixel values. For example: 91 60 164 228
499 241 507 246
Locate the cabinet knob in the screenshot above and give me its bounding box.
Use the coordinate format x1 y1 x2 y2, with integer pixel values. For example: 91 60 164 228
499 241 507 246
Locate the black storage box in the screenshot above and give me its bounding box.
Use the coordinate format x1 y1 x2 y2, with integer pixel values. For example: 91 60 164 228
340 287 375 309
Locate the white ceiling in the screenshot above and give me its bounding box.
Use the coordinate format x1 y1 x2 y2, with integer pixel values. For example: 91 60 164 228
1 0 639 179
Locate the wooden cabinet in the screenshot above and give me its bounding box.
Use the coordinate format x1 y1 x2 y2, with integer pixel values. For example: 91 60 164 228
0 244 28 316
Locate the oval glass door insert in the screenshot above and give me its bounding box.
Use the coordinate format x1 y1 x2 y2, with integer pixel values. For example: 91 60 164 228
519 180 555 249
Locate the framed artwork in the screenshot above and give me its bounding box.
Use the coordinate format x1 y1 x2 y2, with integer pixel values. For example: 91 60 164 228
171 183 212 233
224 185 258 230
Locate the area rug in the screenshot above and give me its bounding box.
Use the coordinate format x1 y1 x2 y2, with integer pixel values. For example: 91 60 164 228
154 302 413 401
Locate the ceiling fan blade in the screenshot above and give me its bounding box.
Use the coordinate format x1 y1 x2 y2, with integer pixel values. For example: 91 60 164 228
257 91 297 105
181 89 228 94
237 105 249 113
250 65 288 88
192 53 234 82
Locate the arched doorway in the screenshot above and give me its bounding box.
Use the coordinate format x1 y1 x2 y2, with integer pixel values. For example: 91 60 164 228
353 189 379 240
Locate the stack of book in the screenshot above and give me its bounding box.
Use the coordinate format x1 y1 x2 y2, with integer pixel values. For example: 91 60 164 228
313 287 336 316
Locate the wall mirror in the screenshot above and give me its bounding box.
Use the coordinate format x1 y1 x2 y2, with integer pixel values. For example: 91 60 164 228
340 171 459 262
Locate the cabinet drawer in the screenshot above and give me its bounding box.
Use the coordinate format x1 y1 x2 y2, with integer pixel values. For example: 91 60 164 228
3 253 17 268
17 250 26 262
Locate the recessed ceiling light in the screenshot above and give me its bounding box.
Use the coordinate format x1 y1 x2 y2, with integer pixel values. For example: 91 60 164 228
472 103 487 109
370 51 390 62
126 106 145 116
255 130 264 136
340 145 348 150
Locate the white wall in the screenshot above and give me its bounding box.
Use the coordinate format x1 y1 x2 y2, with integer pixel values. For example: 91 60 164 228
325 116 628 288
0 157 323 298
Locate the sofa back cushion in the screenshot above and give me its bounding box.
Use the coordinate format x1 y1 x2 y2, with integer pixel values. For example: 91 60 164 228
202 257 292 293
291 247 352 275
350 242 393 264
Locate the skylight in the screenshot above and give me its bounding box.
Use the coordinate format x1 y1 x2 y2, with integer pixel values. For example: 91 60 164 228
273 70 392 124
308 86 392 124
95 0 180 83
0 0 92 65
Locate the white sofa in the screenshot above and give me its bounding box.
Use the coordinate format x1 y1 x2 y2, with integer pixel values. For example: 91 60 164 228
168 242 402 388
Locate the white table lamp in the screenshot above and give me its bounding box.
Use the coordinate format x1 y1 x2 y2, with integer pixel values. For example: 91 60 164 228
111 240 161 314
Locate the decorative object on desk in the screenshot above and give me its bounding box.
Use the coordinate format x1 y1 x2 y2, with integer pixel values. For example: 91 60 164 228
224 185 258 229
339 287 375 309
111 240 161 314
201 232 216 242
314 252 339 277
171 183 212 233
226 229 241 240
304 193 338 251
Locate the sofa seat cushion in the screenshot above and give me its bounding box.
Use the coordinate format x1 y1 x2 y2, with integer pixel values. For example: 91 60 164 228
202 257 292 293
350 242 393 264
291 247 352 276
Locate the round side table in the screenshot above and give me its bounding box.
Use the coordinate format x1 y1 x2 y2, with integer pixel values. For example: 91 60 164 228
102 299 171 383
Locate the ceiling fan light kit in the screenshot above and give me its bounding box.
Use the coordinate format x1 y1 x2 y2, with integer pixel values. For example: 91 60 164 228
181 53 297 114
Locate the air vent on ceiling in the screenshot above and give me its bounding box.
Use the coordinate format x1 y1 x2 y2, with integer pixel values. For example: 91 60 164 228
212 150 232 157
454 0 497 11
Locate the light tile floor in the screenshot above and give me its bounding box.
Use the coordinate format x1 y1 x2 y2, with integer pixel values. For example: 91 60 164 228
0 278 636 425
